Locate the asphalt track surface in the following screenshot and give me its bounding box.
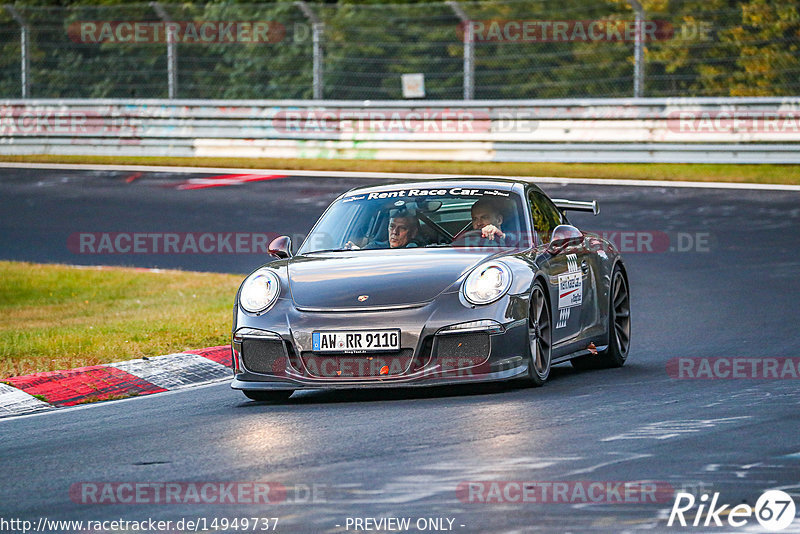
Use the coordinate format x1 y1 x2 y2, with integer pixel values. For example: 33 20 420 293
1 167 799 533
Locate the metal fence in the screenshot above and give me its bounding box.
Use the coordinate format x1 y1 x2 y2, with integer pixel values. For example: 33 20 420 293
1 1 799 100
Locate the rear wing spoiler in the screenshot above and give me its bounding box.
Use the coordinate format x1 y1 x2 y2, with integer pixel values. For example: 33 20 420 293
552 199 599 216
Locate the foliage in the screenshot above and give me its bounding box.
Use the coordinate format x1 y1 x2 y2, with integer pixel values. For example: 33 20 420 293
0 0 797 98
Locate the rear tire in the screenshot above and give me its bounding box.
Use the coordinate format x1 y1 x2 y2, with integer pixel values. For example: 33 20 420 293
571 265 630 370
525 281 552 387
243 390 294 402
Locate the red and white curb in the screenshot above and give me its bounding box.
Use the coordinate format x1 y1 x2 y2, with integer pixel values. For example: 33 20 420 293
0 346 232 419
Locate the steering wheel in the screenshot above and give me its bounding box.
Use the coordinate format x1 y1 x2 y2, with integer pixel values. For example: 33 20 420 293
452 228 498 246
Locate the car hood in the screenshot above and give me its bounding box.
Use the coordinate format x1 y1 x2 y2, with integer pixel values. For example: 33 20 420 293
287 248 496 309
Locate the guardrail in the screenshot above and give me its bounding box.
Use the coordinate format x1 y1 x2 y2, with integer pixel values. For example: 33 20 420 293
2 97 799 163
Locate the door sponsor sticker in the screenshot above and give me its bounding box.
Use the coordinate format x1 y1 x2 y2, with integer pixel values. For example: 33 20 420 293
558 272 583 309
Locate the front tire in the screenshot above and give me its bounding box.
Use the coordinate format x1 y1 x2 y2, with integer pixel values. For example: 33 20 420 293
243 390 294 402
525 281 552 387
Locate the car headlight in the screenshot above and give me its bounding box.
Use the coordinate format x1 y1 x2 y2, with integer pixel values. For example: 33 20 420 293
239 269 280 313
463 262 512 305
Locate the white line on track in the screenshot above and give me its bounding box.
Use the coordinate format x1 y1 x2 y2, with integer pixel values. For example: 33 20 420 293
564 452 653 476
1 162 800 191
0 377 230 424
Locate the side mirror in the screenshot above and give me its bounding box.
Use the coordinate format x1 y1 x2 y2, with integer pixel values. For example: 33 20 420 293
268 236 292 259
547 224 583 254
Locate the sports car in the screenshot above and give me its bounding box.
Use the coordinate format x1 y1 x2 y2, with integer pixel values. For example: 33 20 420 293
231 178 631 401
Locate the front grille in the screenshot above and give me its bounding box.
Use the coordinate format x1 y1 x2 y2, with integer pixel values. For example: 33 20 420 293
434 333 490 362
241 338 287 374
300 349 414 378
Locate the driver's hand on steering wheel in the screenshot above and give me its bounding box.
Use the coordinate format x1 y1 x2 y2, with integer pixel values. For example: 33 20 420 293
480 224 505 240
344 240 361 250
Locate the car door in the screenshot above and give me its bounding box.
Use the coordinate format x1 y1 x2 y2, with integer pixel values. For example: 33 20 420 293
527 189 590 347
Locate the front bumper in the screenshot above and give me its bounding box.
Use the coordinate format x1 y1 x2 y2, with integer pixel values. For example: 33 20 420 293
231 291 531 391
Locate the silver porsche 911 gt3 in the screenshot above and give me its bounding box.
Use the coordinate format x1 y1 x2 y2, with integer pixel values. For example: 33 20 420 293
231 178 631 401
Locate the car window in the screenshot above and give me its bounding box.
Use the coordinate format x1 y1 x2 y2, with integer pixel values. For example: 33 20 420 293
425 199 474 236
528 190 562 244
297 187 530 253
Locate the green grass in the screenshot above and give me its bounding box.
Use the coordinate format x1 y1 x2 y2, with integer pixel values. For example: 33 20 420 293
0 261 241 378
2 154 800 185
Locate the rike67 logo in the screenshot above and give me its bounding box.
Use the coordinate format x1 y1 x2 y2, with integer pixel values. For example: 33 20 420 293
668 490 796 530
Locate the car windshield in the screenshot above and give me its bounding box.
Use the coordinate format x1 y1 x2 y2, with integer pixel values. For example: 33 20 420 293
297 186 530 253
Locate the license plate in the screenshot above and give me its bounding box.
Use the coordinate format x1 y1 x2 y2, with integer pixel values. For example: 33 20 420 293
312 329 400 353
